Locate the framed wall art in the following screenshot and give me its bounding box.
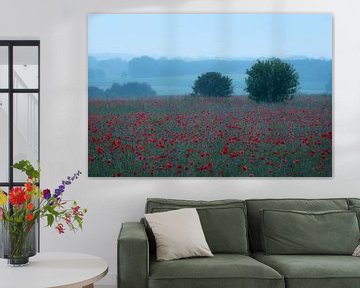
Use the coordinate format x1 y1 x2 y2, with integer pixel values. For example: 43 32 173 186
88 13 332 177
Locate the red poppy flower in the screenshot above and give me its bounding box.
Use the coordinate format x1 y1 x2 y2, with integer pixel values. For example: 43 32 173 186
230 151 238 158
97 146 104 155
112 139 122 149
26 214 33 221
222 146 229 155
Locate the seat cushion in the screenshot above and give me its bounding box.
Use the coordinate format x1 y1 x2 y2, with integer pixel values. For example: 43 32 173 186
146 198 249 254
246 198 349 252
253 252 360 288
149 254 284 288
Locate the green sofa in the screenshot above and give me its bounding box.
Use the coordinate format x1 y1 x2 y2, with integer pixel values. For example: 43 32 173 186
118 198 360 288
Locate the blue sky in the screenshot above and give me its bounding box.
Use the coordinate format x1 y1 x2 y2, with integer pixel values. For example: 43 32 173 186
88 14 332 59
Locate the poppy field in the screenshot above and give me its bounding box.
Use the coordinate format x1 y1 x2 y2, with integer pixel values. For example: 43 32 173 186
88 96 332 177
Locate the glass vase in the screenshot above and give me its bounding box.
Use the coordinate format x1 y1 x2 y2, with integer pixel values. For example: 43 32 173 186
0 220 37 266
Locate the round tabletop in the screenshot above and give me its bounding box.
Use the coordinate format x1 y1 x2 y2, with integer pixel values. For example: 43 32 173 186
0 252 108 288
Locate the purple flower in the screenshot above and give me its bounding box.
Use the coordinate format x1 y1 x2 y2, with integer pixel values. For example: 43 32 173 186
54 189 63 198
53 171 82 199
43 189 51 200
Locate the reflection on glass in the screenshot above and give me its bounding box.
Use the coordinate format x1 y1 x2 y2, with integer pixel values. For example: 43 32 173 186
13 93 39 182
0 94 9 182
13 46 38 89
0 47 8 89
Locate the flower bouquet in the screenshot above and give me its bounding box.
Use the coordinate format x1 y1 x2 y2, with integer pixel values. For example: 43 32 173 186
0 160 87 266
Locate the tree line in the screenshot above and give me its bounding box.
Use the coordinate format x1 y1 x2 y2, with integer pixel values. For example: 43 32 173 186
89 82 156 98
89 55 331 82
89 58 304 103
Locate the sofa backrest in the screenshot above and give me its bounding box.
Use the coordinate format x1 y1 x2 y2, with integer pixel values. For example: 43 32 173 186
245 198 349 252
145 198 249 255
348 198 360 207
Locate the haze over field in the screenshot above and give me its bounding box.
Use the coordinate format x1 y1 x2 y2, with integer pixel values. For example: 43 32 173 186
88 56 332 96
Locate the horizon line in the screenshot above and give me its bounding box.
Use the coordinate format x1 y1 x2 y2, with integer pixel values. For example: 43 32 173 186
88 54 333 61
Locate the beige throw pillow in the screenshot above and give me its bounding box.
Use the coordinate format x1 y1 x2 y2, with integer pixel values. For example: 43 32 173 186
353 244 360 256
145 208 213 261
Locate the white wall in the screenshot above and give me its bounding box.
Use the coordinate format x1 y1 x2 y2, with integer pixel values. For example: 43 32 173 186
1 0 360 285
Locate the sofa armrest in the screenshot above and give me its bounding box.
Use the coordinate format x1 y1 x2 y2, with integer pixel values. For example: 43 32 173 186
118 222 149 288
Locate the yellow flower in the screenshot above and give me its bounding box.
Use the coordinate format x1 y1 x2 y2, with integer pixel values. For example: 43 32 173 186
0 190 7 206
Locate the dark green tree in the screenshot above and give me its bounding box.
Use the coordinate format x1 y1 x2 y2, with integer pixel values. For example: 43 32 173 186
88 86 105 98
105 82 156 98
245 58 299 103
192 72 233 97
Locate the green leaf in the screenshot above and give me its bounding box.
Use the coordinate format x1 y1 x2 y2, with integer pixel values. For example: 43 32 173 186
12 160 40 180
47 214 54 227
46 205 60 217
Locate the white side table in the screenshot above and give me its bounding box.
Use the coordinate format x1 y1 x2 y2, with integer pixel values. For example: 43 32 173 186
0 252 108 288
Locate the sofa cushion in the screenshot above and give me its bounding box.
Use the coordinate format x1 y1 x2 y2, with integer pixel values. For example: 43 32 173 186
246 198 349 252
149 254 284 288
146 198 249 254
252 252 360 288
261 209 359 255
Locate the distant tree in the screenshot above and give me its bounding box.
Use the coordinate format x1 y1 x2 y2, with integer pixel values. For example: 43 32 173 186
121 71 128 79
325 74 332 95
88 86 105 98
88 68 105 79
105 82 156 98
128 56 158 77
98 58 128 77
245 58 299 103
192 72 233 97
88 56 99 69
